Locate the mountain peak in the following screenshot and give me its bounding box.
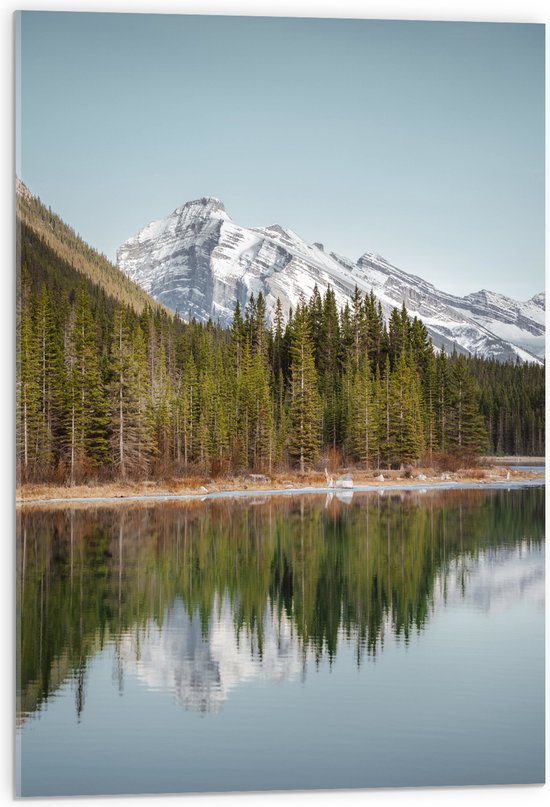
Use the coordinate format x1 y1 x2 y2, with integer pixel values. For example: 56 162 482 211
357 251 389 265
177 197 230 220
117 200 545 364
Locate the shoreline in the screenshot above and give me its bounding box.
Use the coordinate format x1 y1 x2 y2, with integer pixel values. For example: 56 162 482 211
16 466 545 507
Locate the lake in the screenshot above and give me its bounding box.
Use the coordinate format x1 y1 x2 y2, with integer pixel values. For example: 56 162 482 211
16 485 545 796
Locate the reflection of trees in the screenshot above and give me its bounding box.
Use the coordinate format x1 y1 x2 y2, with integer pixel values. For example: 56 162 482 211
17 488 544 720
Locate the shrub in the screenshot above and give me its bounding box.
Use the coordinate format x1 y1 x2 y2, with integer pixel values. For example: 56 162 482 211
326 446 343 472
428 452 480 472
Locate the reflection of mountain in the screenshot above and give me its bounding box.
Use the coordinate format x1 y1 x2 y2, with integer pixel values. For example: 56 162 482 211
119 597 306 713
439 543 545 614
116 543 545 714
17 487 545 722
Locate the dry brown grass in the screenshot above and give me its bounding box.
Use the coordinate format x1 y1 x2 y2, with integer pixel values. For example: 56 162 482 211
16 464 541 504
427 452 479 473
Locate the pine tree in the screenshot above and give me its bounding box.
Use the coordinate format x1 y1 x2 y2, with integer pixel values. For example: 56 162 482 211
288 302 321 473
243 294 257 348
251 351 275 472
178 354 198 466
210 343 231 470
152 341 174 472
339 302 354 361
351 285 368 368
435 349 450 452
410 316 431 377
271 297 285 380
423 347 438 460
388 303 410 368
236 337 253 467
132 323 156 474
372 364 383 469
365 294 385 372
378 357 392 468
196 407 211 472
109 308 155 479
388 351 424 465
16 307 46 480
64 284 110 482
447 356 488 455
318 287 340 379
344 353 378 465
251 291 268 357
33 287 63 470
319 287 342 450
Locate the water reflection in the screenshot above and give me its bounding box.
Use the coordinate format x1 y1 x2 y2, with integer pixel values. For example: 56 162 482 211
438 543 545 614
17 487 544 722
118 596 306 713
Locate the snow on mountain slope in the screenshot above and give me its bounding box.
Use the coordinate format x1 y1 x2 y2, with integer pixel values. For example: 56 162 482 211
445 289 545 360
117 198 545 364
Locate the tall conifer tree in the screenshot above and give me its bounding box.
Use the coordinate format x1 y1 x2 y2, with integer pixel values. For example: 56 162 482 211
447 356 488 454
288 302 321 472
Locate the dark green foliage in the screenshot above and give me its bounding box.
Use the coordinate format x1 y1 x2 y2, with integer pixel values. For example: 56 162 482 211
65 284 111 480
109 308 156 479
287 301 321 472
18 488 545 717
446 356 488 455
16 209 544 481
467 356 545 456
388 351 425 464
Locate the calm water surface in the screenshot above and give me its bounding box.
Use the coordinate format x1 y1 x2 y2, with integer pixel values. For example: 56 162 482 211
16 486 545 795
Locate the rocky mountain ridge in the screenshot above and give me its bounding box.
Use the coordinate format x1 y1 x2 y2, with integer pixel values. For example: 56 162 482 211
116 196 544 364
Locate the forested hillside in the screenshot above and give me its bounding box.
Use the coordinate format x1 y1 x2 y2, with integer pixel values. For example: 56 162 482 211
16 204 545 484
16 179 165 314
470 357 545 459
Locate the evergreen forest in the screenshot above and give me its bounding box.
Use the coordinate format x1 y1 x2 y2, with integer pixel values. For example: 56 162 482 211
17 212 545 485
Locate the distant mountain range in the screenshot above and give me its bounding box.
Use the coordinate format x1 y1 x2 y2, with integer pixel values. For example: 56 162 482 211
117 197 545 364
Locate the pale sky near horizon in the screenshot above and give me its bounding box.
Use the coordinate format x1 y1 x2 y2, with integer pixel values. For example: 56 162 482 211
16 12 545 299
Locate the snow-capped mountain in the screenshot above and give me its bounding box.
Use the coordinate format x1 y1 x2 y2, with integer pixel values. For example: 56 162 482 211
117 198 545 364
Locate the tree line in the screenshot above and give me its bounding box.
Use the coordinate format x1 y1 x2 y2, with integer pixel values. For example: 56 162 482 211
17 227 544 484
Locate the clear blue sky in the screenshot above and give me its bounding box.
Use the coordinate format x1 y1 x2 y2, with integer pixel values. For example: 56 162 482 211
16 12 545 299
